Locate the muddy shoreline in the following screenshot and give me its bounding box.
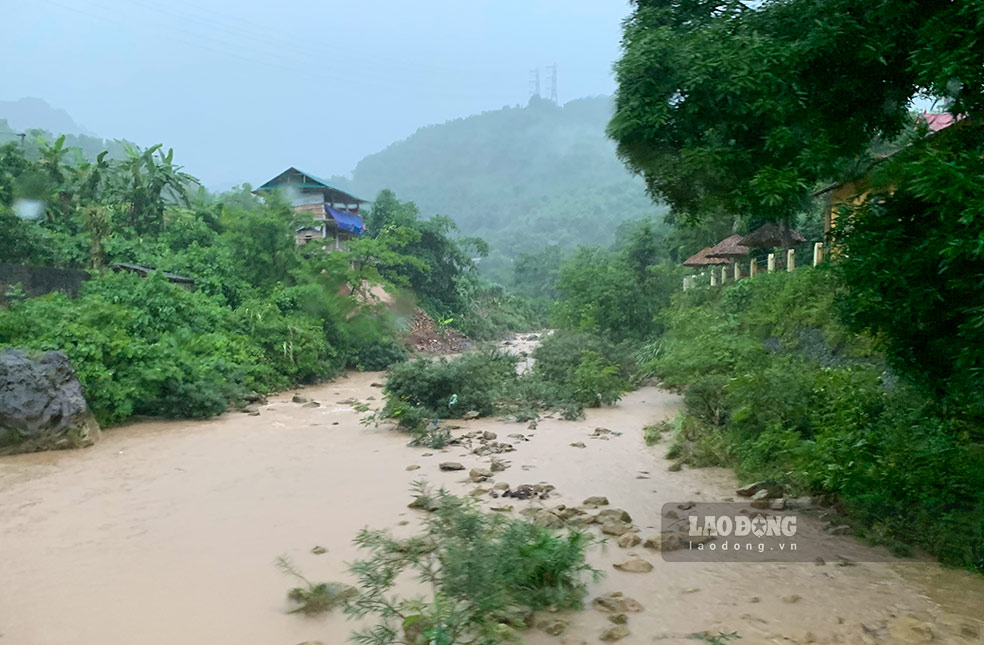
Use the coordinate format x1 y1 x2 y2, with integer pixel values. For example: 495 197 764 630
1 334 982 644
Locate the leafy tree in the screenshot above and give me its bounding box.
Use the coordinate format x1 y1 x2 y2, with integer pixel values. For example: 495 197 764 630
609 0 984 414
219 194 300 288
551 221 684 343
608 0 983 221
112 144 193 234
362 191 489 321
833 123 984 418
512 245 567 299
363 188 420 236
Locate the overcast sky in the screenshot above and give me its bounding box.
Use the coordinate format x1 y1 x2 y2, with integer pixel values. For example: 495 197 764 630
3 0 632 188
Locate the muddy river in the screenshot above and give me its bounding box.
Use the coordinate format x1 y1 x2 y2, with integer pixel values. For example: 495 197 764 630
1 334 982 644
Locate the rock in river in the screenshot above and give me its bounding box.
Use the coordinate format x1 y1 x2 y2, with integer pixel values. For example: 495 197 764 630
536 617 568 635
600 624 630 641
613 558 653 573
439 462 465 471
592 591 644 614
0 348 101 454
469 467 493 482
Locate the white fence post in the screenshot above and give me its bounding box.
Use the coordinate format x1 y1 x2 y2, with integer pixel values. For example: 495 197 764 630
749 259 757 277
813 242 824 266
787 249 796 272
767 253 776 272
720 266 728 284
710 270 719 286
733 263 741 281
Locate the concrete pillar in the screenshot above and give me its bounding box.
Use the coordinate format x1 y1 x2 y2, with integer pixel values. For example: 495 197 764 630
720 266 728 284
710 270 718 287
767 253 776 273
813 242 824 266
682 276 691 291
734 263 741 281
787 249 796 272
749 259 757 277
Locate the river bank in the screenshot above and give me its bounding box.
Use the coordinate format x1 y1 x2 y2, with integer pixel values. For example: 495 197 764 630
0 335 982 644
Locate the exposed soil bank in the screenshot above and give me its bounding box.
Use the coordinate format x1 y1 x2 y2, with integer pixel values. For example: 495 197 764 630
0 335 982 644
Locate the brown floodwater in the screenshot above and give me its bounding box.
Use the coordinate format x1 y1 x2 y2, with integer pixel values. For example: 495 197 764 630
1 334 982 644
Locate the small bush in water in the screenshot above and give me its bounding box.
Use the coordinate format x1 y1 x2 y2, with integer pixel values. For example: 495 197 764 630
383 349 518 419
346 485 600 645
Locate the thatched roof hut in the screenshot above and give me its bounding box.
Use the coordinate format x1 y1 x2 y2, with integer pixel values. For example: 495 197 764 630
707 234 750 259
682 247 730 267
740 223 806 249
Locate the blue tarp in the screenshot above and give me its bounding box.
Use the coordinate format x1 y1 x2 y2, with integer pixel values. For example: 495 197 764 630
325 206 366 236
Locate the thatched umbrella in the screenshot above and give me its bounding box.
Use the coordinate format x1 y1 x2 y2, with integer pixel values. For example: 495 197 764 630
707 234 750 260
682 247 730 268
740 223 806 250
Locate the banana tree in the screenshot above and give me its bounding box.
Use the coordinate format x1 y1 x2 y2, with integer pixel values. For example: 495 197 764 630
112 143 194 234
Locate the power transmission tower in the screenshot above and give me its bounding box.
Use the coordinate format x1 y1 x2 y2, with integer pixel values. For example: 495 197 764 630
547 63 558 104
529 68 541 98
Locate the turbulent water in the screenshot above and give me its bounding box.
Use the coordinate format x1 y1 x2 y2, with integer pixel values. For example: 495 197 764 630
0 335 982 644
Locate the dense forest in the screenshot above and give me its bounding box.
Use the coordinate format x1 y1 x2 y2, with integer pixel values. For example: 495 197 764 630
345 96 669 283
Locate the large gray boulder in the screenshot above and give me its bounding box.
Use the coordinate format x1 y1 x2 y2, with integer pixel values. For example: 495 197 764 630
0 349 101 454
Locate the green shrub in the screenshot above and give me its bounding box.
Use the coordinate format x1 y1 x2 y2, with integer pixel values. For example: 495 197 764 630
643 420 672 446
683 374 730 426
346 487 600 644
532 330 636 386
0 270 390 425
351 339 409 371
571 350 630 407
383 349 518 420
655 268 984 568
665 415 731 468
497 376 579 421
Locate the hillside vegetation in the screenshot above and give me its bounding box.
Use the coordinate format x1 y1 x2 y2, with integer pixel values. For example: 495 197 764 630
648 270 983 568
347 96 668 282
0 138 533 434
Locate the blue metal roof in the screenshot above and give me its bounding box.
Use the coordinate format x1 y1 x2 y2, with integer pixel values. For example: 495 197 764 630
255 167 366 203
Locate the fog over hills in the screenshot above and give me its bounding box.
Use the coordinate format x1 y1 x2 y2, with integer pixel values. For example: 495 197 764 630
345 96 667 278
1 94 666 280
0 98 95 138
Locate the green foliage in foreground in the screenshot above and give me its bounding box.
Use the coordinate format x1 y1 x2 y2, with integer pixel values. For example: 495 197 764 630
346 486 599 645
649 268 984 569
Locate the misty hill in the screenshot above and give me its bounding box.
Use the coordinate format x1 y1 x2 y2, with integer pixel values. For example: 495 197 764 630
0 98 94 137
347 96 667 279
0 98 131 161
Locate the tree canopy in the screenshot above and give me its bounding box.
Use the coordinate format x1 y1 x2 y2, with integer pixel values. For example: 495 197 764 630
609 0 984 221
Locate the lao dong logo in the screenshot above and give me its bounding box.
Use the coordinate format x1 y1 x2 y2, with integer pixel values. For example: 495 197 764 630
689 513 797 538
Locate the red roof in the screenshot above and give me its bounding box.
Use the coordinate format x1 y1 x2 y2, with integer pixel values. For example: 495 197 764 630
920 112 960 133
